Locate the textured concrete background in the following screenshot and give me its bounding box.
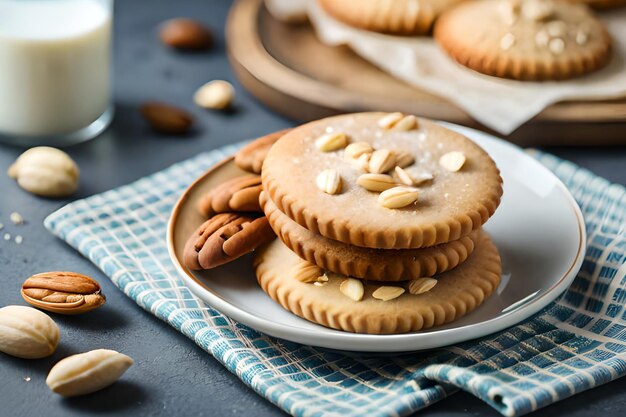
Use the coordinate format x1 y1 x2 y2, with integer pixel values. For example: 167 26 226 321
0 1 624 416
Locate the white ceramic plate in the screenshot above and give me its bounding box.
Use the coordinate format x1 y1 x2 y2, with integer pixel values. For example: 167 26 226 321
167 123 586 352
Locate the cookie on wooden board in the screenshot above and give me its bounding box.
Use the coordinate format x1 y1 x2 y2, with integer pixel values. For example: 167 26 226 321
261 191 478 281
262 112 502 249
318 0 467 36
254 232 501 334
434 0 612 81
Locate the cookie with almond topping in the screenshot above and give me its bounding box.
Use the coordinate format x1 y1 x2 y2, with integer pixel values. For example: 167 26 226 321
434 0 612 81
254 232 501 334
261 112 502 249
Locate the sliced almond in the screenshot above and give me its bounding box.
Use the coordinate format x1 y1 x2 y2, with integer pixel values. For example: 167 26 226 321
394 166 415 186
394 167 433 186
315 132 348 152
317 274 329 283
439 151 466 172
313 281 327 287
357 173 396 192
377 112 404 129
391 115 418 131
378 186 419 209
368 149 396 174
372 286 405 301
291 261 323 283
408 278 438 295
395 152 415 168
344 142 373 159
316 169 342 195
339 278 364 302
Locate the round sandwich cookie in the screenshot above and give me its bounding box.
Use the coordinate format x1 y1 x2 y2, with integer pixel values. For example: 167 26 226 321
261 191 478 281
254 232 502 334
318 0 467 36
262 112 502 249
434 0 612 81
566 0 626 9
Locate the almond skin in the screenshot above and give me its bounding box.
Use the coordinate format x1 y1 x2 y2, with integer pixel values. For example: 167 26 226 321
140 102 194 135
159 18 213 50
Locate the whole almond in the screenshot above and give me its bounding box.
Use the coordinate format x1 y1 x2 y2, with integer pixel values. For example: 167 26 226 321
351 153 371 172
344 142 373 160
291 261 323 283
339 278 364 302
46 349 133 397
372 286 405 301
140 102 194 135
368 149 396 174
315 132 349 152
378 186 419 209
439 151 466 172
392 115 418 131
21 272 106 315
378 112 404 129
194 80 234 110
0 305 59 359
316 169 342 194
408 278 438 295
357 173 396 192
159 18 213 50
395 151 415 168
7 147 79 198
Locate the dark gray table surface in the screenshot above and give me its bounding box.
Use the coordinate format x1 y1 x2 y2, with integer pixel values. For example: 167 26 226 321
0 1 624 416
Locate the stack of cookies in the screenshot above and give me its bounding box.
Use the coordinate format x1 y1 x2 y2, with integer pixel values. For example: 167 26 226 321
255 112 504 334
182 112 504 334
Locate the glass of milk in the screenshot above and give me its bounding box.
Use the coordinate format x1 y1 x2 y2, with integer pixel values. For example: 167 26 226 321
0 0 113 146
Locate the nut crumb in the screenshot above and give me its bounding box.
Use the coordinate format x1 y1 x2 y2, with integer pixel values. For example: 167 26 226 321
23 377 31 382
14 235 23 245
3 233 10 241
10 212 24 225
500 33 516 51
549 38 565 54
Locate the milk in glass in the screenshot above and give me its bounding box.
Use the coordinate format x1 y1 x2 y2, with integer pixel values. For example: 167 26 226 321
0 0 112 141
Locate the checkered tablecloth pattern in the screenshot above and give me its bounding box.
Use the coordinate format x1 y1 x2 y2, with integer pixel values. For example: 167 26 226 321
44 143 626 417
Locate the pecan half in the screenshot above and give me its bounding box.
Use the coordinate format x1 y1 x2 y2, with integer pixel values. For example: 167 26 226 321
183 213 275 270
21 272 106 315
234 129 291 174
198 175 262 217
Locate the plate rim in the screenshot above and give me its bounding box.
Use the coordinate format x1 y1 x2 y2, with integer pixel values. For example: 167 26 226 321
166 122 587 352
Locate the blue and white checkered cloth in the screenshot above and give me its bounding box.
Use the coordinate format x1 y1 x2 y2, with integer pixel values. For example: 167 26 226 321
44 143 626 417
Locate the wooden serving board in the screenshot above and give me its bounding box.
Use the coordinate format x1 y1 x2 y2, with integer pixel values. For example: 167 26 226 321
226 0 626 146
